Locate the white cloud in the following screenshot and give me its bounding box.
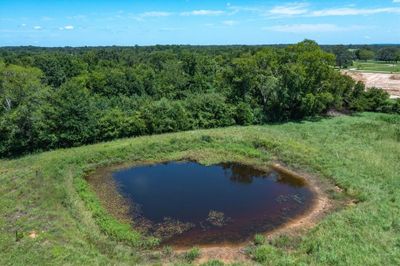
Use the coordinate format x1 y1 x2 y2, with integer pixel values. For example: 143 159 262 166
264 23 363 33
181 10 225 16
269 3 309 17
230 2 400 19
227 5 263 15
311 7 400 16
223 20 238 26
33 25 42 30
59 25 74 30
139 11 172 18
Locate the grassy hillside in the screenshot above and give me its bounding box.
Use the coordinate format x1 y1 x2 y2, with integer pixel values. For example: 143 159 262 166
1 112 399 265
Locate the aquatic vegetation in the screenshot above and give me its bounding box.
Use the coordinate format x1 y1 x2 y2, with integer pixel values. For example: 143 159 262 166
153 218 195 240
206 210 228 227
108 162 314 246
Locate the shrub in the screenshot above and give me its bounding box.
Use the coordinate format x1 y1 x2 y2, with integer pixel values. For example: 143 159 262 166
141 98 192 134
235 102 255 125
392 99 400 114
301 92 334 116
249 244 276 263
184 247 201 262
349 87 390 112
185 94 235 128
96 108 146 141
254 234 266 245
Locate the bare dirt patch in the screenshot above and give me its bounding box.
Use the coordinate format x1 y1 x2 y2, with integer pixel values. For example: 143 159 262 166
390 74 400 81
343 70 400 98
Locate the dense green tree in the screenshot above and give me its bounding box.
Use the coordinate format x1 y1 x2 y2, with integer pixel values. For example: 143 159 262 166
356 49 375 61
226 56 257 102
141 98 192 133
331 45 354 68
125 64 156 96
34 53 87 87
155 60 189 99
0 63 43 113
0 42 397 156
0 63 49 155
186 94 235 128
396 50 400 62
235 102 255 125
33 78 97 148
96 108 146 140
376 47 399 62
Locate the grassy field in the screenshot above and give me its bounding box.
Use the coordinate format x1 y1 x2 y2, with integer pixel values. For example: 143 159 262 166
352 60 400 73
1 112 400 265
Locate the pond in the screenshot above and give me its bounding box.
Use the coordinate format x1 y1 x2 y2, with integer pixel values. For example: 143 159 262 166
112 161 315 247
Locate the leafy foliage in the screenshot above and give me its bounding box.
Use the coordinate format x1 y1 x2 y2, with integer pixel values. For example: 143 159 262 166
0 41 397 156
184 247 201 262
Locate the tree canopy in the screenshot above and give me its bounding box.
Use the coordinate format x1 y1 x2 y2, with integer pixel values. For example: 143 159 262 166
0 41 397 156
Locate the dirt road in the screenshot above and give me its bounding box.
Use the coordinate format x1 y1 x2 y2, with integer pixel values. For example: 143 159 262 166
343 71 400 99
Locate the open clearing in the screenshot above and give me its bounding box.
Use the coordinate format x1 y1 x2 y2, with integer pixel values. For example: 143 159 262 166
351 61 400 73
1 113 400 265
343 70 400 98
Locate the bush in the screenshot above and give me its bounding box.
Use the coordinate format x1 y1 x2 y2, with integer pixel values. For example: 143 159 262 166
301 92 334 116
96 108 146 141
349 88 390 112
141 98 192 134
249 244 277 263
186 94 235 129
254 234 266 245
184 247 200 262
235 102 255 125
392 99 400 114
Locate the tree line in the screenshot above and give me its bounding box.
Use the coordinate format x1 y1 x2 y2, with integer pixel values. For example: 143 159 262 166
325 45 400 68
1 40 398 156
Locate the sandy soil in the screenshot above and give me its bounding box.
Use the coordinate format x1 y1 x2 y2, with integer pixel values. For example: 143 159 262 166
343 70 400 99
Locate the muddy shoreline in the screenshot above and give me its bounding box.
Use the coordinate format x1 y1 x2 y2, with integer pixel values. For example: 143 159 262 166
85 160 347 263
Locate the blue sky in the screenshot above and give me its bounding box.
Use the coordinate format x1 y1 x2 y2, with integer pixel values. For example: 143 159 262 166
1 0 400 46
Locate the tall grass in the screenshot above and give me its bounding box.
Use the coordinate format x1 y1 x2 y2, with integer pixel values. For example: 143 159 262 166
1 112 399 265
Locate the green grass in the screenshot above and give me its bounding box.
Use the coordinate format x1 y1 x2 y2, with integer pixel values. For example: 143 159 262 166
184 247 201 263
352 60 400 73
1 112 400 265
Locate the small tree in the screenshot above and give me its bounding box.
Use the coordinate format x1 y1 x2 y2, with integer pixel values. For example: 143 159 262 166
332 45 354 68
356 49 375 61
376 47 398 62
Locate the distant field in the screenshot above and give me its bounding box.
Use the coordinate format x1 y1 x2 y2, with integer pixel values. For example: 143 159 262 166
351 60 400 73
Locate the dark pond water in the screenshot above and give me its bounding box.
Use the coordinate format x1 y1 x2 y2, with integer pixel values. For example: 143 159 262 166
112 161 314 247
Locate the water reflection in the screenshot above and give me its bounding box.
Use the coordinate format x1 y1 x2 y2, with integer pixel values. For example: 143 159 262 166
112 161 314 246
